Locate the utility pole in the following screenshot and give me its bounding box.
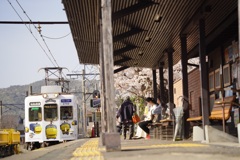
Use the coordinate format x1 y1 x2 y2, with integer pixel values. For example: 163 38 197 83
67 65 100 138
82 68 87 137
0 101 2 127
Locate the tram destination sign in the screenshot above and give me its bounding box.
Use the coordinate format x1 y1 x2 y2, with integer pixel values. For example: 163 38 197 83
61 99 72 105
61 99 72 103
29 102 41 106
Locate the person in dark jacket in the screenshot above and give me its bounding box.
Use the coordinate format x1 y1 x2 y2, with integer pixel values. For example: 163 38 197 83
116 96 135 140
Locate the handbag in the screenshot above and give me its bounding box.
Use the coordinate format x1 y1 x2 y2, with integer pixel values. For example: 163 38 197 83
132 113 140 124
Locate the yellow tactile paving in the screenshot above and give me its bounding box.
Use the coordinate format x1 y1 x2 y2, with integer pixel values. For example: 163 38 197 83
71 138 208 160
71 138 104 160
122 143 208 150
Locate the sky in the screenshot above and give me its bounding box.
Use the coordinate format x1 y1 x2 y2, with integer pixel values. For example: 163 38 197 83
0 0 82 88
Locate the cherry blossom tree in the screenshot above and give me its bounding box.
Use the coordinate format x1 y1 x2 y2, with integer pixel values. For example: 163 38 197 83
113 57 199 115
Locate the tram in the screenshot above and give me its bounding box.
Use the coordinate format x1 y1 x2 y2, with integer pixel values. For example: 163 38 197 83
24 85 79 150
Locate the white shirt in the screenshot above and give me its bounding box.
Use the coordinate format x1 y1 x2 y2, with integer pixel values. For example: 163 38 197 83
144 104 157 120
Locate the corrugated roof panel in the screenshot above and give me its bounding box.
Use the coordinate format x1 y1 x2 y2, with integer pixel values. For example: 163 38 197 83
62 0 238 68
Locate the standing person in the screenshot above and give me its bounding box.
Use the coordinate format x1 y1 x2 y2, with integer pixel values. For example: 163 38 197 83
116 96 135 140
116 107 122 135
138 97 161 139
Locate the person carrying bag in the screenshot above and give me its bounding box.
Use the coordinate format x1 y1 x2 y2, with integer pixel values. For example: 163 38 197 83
132 113 140 124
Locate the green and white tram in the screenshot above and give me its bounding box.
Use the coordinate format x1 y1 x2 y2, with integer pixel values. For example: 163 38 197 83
24 85 78 150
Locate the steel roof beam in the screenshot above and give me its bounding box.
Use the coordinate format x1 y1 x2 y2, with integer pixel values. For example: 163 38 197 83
114 66 129 73
114 56 132 65
112 0 157 20
114 44 138 56
187 9 238 59
113 28 144 42
180 0 211 35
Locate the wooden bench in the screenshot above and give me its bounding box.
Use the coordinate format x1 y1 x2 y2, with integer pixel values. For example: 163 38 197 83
187 96 236 131
148 114 162 139
149 118 174 140
160 119 174 140
149 122 162 139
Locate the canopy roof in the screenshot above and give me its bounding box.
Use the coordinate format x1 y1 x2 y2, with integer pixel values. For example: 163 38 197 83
62 0 237 69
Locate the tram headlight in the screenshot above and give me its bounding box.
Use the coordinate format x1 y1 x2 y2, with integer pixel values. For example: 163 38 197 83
54 93 59 98
72 120 77 125
25 127 29 133
42 94 48 98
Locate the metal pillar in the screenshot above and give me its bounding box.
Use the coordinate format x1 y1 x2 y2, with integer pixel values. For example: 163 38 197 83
101 0 120 151
152 69 158 101
199 18 210 140
82 68 87 137
99 31 108 146
180 35 190 139
166 48 175 117
159 62 165 104
28 86 32 96
100 53 108 134
239 0 240 57
0 101 2 127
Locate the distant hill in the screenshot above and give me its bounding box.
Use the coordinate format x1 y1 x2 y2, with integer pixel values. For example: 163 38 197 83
0 79 85 102
0 79 101 129
0 79 86 116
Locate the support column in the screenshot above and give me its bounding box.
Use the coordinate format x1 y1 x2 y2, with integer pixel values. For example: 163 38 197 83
199 18 209 140
159 62 165 104
82 68 87 137
0 101 2 127
99 40 108 145
166 48 175 117
180 35 190 139
239 0 240 56
152 69 158 101
101 0 120 151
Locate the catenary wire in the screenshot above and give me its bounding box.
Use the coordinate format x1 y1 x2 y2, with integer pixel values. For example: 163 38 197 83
15 0 59 67
41 32 71 40
7 0 56 67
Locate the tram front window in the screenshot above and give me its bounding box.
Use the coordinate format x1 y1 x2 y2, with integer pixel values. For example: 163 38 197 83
60 106 73 120
44 104 58 121
29 107 42 121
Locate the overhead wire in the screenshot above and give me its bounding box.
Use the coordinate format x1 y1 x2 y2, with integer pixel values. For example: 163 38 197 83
7 0 56 67
15 0 59 67
72 63 82 73
41 32 71 40
13 0 71 81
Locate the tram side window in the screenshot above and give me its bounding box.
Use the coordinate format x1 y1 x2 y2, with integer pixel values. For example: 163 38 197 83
60 106 73 120
44 104 58 121
29 107 42 121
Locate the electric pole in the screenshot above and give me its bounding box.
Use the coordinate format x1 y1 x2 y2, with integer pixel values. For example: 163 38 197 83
67 65 100 138
0 101 2 127
82 68 87 137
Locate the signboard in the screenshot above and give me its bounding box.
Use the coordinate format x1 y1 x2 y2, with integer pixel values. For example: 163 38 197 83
61 99 72 105
90 98 101 108
29 102 41 106
61 99 72 103
31 107 40 111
